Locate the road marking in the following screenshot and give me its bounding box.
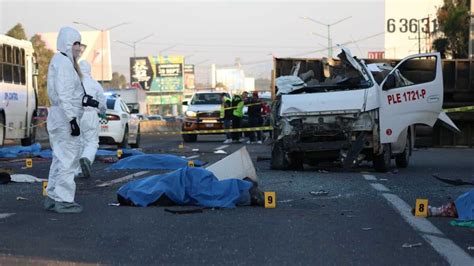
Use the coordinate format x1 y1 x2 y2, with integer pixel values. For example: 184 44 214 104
96 171 149 187
186 155 200 160
363 174 377 181
0 213 15 220
215 145 229 150
365 173 474 265
370 183 390 192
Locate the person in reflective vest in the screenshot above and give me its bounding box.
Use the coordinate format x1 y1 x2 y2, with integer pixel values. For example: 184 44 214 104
231 92 246 143
220 93 233 143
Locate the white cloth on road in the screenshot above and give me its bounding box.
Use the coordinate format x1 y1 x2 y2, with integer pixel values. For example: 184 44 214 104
46 27 83 203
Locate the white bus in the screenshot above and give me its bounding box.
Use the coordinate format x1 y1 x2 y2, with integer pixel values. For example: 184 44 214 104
0 34 38 146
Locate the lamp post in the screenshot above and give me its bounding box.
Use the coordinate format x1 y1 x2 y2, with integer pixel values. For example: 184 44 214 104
300 16 351 57
115 34 154 57
72 21 130 84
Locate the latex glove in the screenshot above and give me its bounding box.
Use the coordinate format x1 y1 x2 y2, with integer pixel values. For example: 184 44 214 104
70 118 80 136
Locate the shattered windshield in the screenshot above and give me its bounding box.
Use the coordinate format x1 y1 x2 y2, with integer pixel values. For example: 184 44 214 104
276 47 372 95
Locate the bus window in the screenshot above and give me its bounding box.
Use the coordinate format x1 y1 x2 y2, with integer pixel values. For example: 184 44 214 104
0 44 3 82
13 46 21 84
3 45 12 83
20 48 25 84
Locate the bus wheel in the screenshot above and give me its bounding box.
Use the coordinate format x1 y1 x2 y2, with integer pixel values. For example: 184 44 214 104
21 114 36 146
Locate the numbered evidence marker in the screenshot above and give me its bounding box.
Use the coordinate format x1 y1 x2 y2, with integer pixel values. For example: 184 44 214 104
25 158 33 168
187 160 195 167
179 143 184 149
42 181 48 197
264 192 276 208
117 149 123 158
415 199 429 217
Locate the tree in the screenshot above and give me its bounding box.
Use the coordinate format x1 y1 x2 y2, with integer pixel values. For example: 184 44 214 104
30 34 54 106
105 72 128 89
5 23 28 40
434 0 470 58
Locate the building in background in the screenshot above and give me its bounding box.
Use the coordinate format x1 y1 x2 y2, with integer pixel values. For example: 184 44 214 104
384 0 442 59
211 64 255 93
368 51 385 59
39 30 112 81
130 55 185 116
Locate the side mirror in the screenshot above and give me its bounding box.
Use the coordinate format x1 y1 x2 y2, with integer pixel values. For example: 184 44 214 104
182 101 188 106
383 74 396 90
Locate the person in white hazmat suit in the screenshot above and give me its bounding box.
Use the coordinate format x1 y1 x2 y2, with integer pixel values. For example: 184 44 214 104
44 27 86 213
76 60 107 178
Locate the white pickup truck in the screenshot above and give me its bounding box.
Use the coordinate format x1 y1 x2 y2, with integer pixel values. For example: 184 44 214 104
271 46 458 172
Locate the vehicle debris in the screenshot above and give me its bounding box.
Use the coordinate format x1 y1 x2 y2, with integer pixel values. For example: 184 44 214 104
214 150 227 154
16 196 28 201
309 190 329 196
362 227 373 231
402 242 422 248
432 174 474 186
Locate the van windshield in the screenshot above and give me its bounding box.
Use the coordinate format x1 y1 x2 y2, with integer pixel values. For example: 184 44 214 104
191 93 225 105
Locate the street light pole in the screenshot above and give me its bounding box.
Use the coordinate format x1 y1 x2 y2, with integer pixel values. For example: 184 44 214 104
72 21 130 84
116 34 154 57
300 16 351 57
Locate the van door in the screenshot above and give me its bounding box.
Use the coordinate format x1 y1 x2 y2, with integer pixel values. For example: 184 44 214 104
379 53 444 144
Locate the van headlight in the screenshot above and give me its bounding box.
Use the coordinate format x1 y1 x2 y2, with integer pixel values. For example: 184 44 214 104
185 111 197 117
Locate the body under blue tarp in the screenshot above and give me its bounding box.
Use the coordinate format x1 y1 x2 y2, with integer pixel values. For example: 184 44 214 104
455 189 474 220
0 143 143 159
117 167 252 208
106 154 205 170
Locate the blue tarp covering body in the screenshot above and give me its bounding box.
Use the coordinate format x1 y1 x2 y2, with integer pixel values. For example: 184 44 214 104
106 154 204 170
455 189 474 220
0 143 143 159
117 167 252 208
0 143 42 158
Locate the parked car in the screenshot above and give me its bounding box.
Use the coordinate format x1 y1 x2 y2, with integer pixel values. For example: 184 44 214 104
132 114 149 121
181 90 231 142
99 95 140 148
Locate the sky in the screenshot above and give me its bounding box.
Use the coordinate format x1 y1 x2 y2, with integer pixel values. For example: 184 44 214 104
0 0 385 83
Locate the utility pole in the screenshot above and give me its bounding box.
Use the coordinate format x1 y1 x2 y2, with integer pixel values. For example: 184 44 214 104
300 16 351 57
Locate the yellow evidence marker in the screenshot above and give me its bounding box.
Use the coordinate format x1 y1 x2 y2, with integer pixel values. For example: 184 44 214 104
415 199 429 217
188 160 195 167
25 159 33 168
264 192 276 208
42 181 48 197
179 143 184 149
117 149 123 158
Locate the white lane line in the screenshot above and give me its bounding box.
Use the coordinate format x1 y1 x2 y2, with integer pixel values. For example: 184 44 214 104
96 171 150 187
363 174 377 181
186 155 200 160
370 183 390 192
380 193 474 265
214 145 229 150
0 213 15 220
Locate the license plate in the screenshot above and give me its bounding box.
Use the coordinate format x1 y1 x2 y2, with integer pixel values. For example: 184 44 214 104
205 123 214 128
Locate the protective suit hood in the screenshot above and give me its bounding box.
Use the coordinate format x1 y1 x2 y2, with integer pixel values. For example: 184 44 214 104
79 60 92 76
57 27 81 61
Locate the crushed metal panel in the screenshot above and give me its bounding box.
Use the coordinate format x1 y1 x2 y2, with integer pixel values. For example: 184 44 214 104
206 146 258 182
437 112 460 133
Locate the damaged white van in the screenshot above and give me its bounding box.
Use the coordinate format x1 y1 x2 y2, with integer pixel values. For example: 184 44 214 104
271 46 458 172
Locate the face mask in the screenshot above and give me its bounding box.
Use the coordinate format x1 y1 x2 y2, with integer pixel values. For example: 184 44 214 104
72 44 81 59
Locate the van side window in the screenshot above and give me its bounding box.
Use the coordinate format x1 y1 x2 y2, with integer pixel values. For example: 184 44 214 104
13 46 21 84
20 48 25 84
393 56 437 88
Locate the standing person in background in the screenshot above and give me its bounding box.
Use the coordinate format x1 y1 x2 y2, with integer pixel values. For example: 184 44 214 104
220 93 233 144
44 27 84 214
247 91 263 144
75 60 107 178
231 92 245 143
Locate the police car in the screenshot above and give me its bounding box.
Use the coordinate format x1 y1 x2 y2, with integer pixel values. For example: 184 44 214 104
99 94 140 148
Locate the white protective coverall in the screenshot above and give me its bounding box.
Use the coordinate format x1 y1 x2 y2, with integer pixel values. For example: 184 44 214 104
77 60 106 169
46 27 84 203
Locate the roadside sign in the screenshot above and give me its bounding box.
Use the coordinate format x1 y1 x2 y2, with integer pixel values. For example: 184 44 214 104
25 159 33 168
188 160 194 167
415 199 429 217
117 149 123 158
42 181 48 197
264 192 276 208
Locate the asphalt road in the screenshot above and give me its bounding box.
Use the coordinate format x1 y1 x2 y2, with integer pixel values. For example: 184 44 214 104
0 133 473 265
